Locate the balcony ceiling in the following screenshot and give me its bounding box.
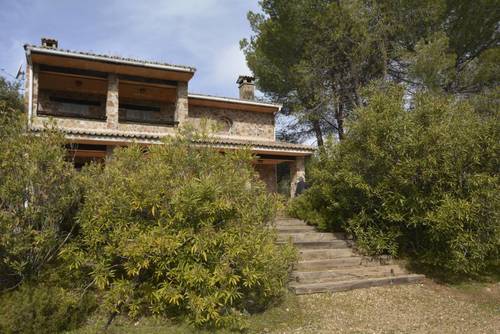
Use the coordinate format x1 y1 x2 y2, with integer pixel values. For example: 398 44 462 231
31 52 194 82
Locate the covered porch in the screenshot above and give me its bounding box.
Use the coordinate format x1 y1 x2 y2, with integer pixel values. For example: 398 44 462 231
41 129 314 198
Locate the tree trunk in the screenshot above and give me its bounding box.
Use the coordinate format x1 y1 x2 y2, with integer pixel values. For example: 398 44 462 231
312 119 324 146
336 104 345 140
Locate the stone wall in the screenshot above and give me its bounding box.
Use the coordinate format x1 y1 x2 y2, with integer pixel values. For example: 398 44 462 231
106 74 119 129
175 81 189 123
31 115 178 136
290 157 306 197
187 105 275 140
255 163 277 193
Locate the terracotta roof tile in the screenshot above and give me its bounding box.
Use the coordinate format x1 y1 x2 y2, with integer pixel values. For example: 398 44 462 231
30 126 316 153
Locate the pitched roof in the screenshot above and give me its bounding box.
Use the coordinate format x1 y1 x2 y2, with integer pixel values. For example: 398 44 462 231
188 93 281 111
24 44 196 73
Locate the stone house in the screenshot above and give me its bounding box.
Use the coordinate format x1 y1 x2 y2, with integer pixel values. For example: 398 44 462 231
23 38 315 196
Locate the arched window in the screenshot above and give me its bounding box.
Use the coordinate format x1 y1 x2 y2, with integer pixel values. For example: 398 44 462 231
217 117 233 134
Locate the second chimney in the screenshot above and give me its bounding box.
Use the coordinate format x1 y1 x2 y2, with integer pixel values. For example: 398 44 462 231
237 75 255 100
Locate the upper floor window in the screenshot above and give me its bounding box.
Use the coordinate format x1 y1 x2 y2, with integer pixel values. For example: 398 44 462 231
37 69 107 120
118 101 176 126
119 103 159 122
38 90 106 120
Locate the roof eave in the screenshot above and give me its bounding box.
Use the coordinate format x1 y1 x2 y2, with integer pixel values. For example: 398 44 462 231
188 93 282 112
29 126 314 155
24 45 196 74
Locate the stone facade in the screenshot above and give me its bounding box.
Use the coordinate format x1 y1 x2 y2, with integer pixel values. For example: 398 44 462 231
31 64 39 119
187 105 275 140
30 65 274 141
106 74 119 129
290 156 306 197
25 42 315 196
175 81 189 123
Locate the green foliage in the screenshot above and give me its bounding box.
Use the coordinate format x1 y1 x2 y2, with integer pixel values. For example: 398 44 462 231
407 32 456 91
0 284 95 334
292 84 499 274
242 0 387 142
0 76 294 330
0 77 80 290
243 0 499 142
0 77 23 113
380 0 499 97
63 131 295 328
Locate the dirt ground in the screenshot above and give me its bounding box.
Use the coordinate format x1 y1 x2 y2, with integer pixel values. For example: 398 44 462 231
256 280 500 334
69 279 499 334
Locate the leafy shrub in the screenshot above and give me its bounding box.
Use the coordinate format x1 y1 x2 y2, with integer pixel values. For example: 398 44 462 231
0 284 95 334
291 84 499 274
0 77 80 290
63 131 296 329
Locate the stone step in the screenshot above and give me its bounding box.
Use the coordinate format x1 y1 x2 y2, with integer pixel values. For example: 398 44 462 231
299 248 355 261
277 232 347 242
295 257 363 271
275 225 316 233
291 265 405 284
290 274 425 295
277 240 352 250
279 232 349 240
274 218 308 226
295 256 393 271
275 217 424 294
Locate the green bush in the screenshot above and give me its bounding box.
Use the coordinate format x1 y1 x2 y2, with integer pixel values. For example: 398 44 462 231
0 77 80 290
291 84 499 274
0 284 95 334
62 131 296 329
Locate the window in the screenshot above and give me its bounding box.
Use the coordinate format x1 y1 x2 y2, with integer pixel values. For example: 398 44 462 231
119 103 160 123
217 117 233 134
38 95 105 120
118 102 175 125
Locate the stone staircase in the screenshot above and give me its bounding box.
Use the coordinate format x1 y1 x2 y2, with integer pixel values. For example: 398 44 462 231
275 217 424 295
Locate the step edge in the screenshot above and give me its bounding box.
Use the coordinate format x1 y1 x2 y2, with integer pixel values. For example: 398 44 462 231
290 274 425 293
291 264 406 276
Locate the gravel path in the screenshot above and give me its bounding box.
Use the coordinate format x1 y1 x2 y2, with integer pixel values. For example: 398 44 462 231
266 281 499 334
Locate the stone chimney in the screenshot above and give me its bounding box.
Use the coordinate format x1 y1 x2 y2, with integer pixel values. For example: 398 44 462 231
41 37 58 48
237 75 255 100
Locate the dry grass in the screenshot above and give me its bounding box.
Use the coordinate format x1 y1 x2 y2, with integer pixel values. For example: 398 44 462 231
68 280 499 334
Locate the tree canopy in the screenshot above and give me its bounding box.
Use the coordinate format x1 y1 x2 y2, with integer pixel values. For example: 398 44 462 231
290 83 499 275
242 0 500 143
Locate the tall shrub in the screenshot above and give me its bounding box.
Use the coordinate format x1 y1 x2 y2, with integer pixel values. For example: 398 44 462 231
290 84 499 274
0 284 95 334
0 77 79 290
63 132 295 328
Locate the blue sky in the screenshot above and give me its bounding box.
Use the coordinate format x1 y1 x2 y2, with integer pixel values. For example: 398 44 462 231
0 0 261 98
